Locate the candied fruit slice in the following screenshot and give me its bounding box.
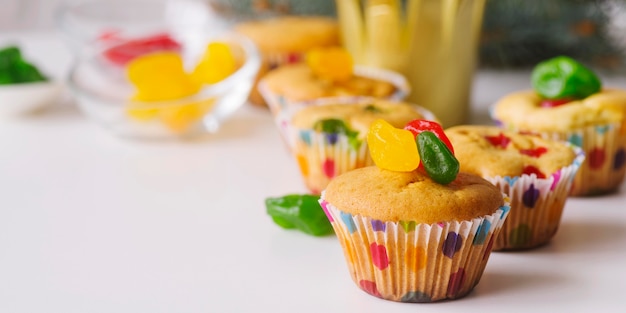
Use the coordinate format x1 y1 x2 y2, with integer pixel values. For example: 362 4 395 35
522 165 546 178
191 42 238 85
367 119 420 172
417 131 459 184
519 147 548 158
306 47 353 82
485 133 511 148
531 55 601 100
103 33 181 66
404 119 455 154
159 99 215 133
540 98 572 108
127 52 200 101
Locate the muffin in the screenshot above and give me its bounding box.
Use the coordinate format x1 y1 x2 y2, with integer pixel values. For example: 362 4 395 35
319 118 510 302
234 16 340 106
446 125 585 250
320 167 510 302
258 62 410 119
285 98 435 194
491 56 626 196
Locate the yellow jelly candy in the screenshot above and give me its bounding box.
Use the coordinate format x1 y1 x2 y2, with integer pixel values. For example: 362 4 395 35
367 119 420 172
159 99 215 133
126 104 160 121
127 52 200 101
191 42 238 85
306 47 353 82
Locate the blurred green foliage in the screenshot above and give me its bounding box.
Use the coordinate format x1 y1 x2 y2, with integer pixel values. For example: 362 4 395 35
211 0 626 70
480 0 625 70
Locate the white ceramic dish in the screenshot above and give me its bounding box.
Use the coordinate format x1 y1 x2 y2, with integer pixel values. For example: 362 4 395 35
0 81 64 117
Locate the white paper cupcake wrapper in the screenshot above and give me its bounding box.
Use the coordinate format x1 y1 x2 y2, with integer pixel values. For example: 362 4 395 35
319 194 511 302
492 115 626 196
285 99 437 193
258 65 411 121
486 144 585 250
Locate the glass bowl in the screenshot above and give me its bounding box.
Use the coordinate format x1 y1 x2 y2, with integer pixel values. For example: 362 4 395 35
67 31 260 139
57 0 230 52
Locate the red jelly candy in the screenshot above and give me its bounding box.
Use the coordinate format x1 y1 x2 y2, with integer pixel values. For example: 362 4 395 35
485 133 511 148
98 30 122 41
540 98 572 108
404 119 454 154
520 147 548 158
103 33 182 66
522 165 546 178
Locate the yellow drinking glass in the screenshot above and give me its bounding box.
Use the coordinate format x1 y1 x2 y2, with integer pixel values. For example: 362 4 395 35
336 0 486 127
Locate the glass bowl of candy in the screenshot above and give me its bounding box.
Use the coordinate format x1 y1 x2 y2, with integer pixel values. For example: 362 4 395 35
68 30 261 138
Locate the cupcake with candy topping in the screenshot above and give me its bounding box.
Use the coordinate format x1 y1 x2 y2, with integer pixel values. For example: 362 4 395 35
285 98 435 194
446 125 585 250
491 56 626 196
258 46 409 121
319 119 510 302
234 16 340 107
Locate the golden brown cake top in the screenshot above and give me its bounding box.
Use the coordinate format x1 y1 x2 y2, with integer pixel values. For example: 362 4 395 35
261 63 396 102
446 125 576 178
290 100 427 137
323 166 504 224
234 16 339 54
492 89 626 131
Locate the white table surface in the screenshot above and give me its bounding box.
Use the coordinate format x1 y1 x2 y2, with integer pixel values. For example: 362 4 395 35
1 30 626 313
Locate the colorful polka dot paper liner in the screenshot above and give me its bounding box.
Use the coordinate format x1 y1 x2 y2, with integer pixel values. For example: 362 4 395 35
257 65 410 145
319 194 511 303
277 96 380 150
493 119 626 197
284 99 436 194
292 128 373 194
486 144 585 251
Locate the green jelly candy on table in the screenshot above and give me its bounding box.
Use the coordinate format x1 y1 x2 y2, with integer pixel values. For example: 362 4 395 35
0 46 21 69
11 59 47 83
0 45 47 84
0 71 12 84
531 55 601 100
265 194 334 237
417 131 460 185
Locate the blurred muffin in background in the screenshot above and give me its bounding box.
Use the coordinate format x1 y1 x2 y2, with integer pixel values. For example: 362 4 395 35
446 125 584 250
258 46 409 123
234 15 340 106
